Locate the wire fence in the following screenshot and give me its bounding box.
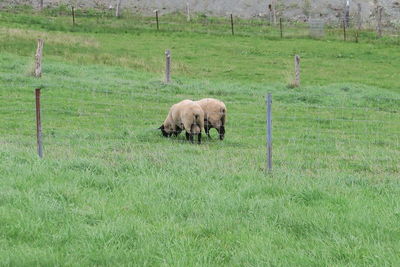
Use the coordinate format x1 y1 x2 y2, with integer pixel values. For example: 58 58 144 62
2 84 399 174
1 5 399 172
1 7 399 43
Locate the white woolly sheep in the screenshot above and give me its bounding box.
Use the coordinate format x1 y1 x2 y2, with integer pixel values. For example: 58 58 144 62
159 100 204 144
195 98 227 140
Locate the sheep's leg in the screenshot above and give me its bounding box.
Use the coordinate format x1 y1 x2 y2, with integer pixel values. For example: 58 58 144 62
205 121 211 138
189 134 194 143
217 126 225 140
206 127 211 139
185 132 190 141
204 124 211 138
197 133 202 144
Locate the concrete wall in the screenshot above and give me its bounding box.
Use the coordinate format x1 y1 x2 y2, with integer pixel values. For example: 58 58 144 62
2 0 399 24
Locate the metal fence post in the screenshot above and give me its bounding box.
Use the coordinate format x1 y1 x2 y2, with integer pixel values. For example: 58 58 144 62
165 49 171 83
35 88 43 158
266 94 272 172
280 17 283 38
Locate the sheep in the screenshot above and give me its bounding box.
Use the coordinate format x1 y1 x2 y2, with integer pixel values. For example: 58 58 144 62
159 100 204 144
195 98 227 140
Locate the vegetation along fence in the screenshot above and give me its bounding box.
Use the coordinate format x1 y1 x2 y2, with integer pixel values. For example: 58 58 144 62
2 83 399 174
0 6 399 43
0 7 399 174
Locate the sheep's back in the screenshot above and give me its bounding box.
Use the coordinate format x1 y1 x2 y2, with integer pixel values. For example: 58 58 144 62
171 100 204 132
196 98 226 126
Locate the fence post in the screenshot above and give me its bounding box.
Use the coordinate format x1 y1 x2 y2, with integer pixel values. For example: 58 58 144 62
34 39 44 78
266 94 272 172
115 0 122 17
343 18 347 41
271 0 277 25
377 6 383 38
155 10 159 30
72 6 75 26
279 17 283 38
40 0 43 10
294 55 301 87
165 49 171 83
186 1 190 22
357 3 362 30
355 3 362 43
268 4 273 25
35 88 43 159
344 0 350 28
230 14 234 35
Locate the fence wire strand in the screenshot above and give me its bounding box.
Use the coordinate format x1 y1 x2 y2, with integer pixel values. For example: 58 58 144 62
1 85 399 173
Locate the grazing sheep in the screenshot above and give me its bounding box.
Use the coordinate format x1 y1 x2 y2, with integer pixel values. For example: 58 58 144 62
195 98 227 140
159 100 204 144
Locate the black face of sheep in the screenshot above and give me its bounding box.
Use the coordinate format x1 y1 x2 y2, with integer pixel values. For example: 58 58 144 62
158 125 171 137
218 126 225 140
173 126 183 137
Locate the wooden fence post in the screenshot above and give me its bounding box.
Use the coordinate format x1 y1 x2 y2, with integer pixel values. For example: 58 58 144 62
271 0 277 25
377 6 383 38
155 10 159 30
357 3 362 30
35 88 43 158
343 18 347 41
266 94 272 172
165 50 171 83
268 4 272 25
230 14 234 35
279 17 283 38
72 6 75 26
116 0 122 17
186 1 191 22
34 39 44 78
294 55 301 87
344 0 350 28
355 3 362 43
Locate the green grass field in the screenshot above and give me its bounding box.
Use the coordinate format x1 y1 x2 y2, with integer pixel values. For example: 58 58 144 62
1 10 400 266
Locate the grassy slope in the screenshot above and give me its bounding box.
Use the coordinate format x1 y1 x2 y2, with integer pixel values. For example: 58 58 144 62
0 11 400 266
